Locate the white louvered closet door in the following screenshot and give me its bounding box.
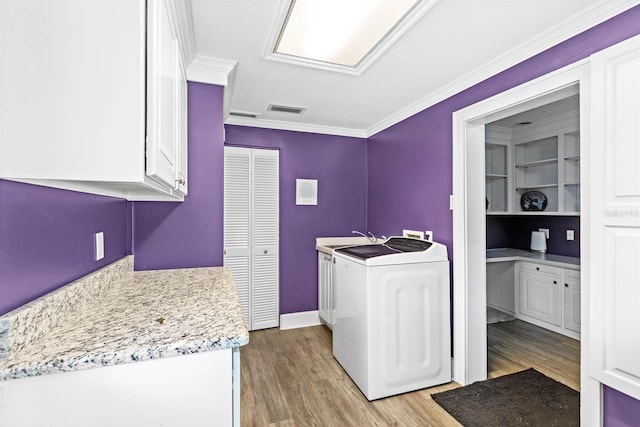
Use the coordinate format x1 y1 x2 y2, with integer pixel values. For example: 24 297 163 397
223 146 279 331
251 149 280 330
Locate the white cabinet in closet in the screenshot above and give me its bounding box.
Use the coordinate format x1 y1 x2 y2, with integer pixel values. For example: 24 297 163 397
516 261 580 339
0 0 189 201
224 147 280 331
518 262 562 327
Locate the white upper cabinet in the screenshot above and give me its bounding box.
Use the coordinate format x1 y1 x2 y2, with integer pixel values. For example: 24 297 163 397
0 0 191 201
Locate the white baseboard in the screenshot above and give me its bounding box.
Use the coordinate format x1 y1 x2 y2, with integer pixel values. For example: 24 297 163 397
279 310 322 330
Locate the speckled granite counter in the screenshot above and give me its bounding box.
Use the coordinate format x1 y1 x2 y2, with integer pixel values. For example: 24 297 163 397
0 256 249 381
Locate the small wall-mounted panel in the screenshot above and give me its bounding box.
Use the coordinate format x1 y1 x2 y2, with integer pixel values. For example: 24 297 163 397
296 179 318 205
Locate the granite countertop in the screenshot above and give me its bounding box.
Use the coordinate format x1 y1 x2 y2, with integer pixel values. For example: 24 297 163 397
486 248 580 269
0 256 249 381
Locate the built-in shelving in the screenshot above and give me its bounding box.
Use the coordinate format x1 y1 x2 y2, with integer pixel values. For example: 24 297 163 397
485 111 580 215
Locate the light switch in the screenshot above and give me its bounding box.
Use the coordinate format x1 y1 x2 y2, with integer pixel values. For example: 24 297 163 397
95 232 104 261
567 230 575 241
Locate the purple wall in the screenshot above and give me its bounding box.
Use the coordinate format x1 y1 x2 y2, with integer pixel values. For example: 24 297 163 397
224 125 367 314
366 5 640 422
486 215 580 257
0 180 129 315
133 82 224 270
604 386 640 427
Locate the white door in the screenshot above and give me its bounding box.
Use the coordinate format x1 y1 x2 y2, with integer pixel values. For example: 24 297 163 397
589 33 640 400
224 147 279 331
250 149 280 330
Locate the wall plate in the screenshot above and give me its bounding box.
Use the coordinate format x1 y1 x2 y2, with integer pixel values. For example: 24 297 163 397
296 179 318 205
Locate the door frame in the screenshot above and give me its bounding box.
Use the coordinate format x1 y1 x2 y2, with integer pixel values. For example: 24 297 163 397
452 59 599 424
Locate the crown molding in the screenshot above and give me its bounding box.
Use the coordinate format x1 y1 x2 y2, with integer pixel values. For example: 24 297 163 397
225 116 368 139
365 0 640 137
186 55 238 86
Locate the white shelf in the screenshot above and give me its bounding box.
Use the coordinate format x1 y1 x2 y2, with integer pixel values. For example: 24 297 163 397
515 158 558 168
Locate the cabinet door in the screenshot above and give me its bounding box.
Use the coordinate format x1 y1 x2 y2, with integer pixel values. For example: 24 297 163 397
590 34 640 400
318 253 329 323
174 54 188 195
146 0 179 188
0 0 145 182
563 271 581 333
519 271 561 326
318 253 334 327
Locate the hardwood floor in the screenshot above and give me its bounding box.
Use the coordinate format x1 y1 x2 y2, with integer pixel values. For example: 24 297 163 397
240 320 580 426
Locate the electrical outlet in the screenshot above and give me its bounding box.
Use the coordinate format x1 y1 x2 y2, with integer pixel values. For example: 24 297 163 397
567 230 575 241
424 230 433 241
538 228 549 239
95 232 104 261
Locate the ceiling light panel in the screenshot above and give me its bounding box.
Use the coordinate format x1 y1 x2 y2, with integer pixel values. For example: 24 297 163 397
275 0 420 68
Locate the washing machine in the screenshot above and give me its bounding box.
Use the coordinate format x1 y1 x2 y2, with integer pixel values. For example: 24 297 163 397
332 237 451 400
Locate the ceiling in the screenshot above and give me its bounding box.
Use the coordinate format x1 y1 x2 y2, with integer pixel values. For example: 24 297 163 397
489 95 580 128
191 0 638 138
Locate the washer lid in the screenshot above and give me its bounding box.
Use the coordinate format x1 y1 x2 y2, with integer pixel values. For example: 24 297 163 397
334 237 434 261
335 244 399 260
384 237 433 252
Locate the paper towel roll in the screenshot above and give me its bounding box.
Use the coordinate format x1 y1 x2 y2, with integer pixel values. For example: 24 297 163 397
531 231 547 253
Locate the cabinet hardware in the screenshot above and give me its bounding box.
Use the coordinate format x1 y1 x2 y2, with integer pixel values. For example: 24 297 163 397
223 250 226 255
553 280 557 284
264 250 268 254
175 178 186 185
536 267 540 271
565 283 569 287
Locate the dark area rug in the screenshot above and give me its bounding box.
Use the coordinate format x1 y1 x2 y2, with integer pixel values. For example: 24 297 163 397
432 368 579 426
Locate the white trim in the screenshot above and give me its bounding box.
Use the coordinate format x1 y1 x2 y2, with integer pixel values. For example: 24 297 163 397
367 0 639 137
187 55 237 86
225 116 368 139
279 310 322 330
452 61 599 424
262 0 441 77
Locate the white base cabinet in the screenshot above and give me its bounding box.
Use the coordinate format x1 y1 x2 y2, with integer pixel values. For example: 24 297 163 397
0 348 240 427
515 261 580 339
0 0 189 201
318 252 334 328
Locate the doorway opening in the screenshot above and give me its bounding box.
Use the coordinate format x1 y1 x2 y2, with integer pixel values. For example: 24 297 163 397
452 61 596 421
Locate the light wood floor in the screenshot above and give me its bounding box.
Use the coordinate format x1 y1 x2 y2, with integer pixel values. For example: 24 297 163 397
240 319 580 426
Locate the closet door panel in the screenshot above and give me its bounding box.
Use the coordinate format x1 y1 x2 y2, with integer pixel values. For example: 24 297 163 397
251 150 279 330
223 147 252 327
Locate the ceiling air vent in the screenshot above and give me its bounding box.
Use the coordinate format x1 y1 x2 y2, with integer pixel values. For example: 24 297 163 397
268 104 307 115
229 110 260 119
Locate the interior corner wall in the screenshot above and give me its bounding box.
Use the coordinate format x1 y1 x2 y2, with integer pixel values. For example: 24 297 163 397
223 125 368 314
132 82 225 270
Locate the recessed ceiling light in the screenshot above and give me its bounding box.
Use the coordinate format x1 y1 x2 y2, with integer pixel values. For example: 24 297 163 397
274 0 422 68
